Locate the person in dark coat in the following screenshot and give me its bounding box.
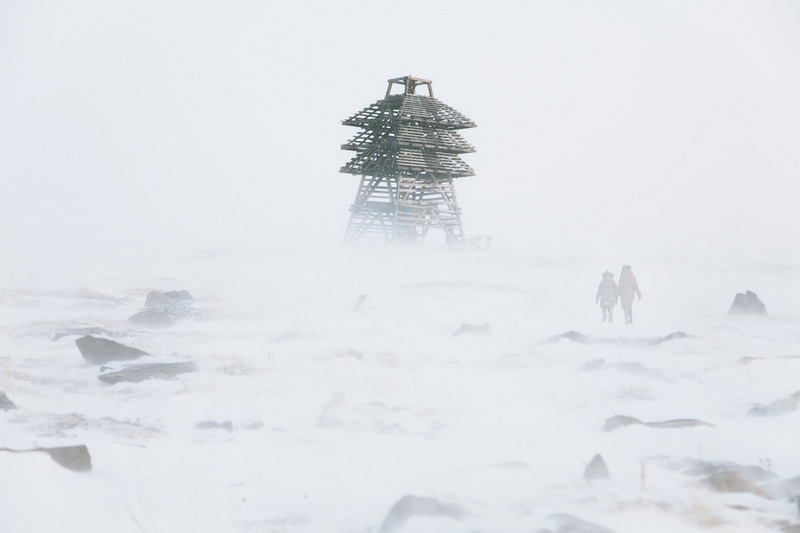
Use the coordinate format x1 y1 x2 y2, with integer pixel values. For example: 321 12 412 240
617 264 642 325
595 271 618 323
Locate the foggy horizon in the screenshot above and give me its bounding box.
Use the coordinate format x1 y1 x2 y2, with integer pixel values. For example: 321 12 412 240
2 1 799 267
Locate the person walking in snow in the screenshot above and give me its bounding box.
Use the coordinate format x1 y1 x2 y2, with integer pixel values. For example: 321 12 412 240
617 264 642 325
595 271 618 323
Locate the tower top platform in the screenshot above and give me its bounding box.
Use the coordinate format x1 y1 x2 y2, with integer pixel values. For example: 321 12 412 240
386 76 434 97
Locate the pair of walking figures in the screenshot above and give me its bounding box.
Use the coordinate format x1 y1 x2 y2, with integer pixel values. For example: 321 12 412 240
596 265 641 325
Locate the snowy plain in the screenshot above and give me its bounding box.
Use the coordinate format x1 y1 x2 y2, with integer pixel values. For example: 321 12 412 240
2 243 800 533
2 3 800 530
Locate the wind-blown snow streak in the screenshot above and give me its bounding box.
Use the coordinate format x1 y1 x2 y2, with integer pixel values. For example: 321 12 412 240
1 246 800 532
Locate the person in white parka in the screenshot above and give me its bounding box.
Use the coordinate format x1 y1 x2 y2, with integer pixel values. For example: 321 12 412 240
595 271 618 323
617 264 642 325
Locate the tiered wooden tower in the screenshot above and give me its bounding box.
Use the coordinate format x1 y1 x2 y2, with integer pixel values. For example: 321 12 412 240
340 76 476 244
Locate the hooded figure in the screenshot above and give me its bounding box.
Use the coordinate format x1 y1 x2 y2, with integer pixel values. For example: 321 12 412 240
595 271 618 323
617 265 642 325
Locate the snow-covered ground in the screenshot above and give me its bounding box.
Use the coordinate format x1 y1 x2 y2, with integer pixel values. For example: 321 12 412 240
2 244 799 532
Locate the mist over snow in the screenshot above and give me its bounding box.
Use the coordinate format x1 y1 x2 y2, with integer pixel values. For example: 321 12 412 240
2 0 800 264
2 2 800 533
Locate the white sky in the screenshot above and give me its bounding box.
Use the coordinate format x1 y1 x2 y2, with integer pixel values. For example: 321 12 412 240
1 1 799 265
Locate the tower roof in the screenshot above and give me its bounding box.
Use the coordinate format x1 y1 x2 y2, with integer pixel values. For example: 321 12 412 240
341 76 476 179
342 94 476 130
341 125 476 154
340 145 475 178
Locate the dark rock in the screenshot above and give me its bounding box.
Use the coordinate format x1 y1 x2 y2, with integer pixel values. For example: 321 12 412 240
128 290 195 328
0 391 16 411
98 361 198 384
728 290 768 317
584 454 610 481
452 322 494 337
196 420 233 431
144 291 174 307
547 331 591 344
163 290 193 301
748 391 800 416
39 445 93 472
379 495 465 532
144 290 193 307
75 335 148 365
0 445 92 472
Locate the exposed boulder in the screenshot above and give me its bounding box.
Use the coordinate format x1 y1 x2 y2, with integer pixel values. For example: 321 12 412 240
98 361 198 384
75 335 148 365
0 445 92 472
0 391 16 411
584 454 610 481
40 445 93 472
379 495 465 532
144 290 193 307
728 290 767 317
128 290 195 329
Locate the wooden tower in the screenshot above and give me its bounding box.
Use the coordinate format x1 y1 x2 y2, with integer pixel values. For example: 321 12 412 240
340 76 476 244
